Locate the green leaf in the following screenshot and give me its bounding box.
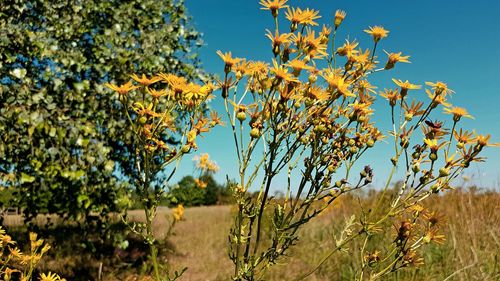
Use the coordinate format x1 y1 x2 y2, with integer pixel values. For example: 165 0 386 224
20 173 36 183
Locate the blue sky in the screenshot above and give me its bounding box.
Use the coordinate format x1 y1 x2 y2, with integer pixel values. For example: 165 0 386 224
173 0 500 189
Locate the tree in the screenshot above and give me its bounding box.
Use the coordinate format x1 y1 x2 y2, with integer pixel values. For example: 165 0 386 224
0 0 203 222
170 175 225 207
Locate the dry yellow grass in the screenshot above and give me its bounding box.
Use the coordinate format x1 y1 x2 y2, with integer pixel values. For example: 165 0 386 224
3 189 499 280
162 189 500 280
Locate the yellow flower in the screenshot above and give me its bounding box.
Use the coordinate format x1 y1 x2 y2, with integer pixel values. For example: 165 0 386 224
287 58 313 76
320 25 332 42
474 134 500 147
3 268 20 280
384 51 410 69
351 48 371 65
8 246 23 260
334 10 347 28
426 89 451 108
364 26 389 42
336 39 359 57
173 204 185 221
186 129 198 149
303 30 328 59
132 102 161 118
423 228 446 245
1 233 15 246
357 80 377 95
270 59 298 83
248 61 269 77
322 70 354 97
392 78 421 96
444 106 473 122
349 100 373 116
425 81 454 96
216 50 243 72
39 272 61 281
453 129 474 145
286 7 321 27
260 0 288 17
194 178 208 189
146 88 168 99
130 74 160 86
104 81 139 95
265 30 292 55
424 138 446 153
403 100 425 119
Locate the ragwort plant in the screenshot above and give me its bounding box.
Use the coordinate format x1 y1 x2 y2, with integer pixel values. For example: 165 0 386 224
0 226 64 281
105 73 222 280
216 1 498 280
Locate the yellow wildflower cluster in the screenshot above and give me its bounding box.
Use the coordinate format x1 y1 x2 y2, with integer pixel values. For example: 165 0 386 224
105 73 222 155
0 227 65 281
217 1 497 279
193 153 220 173
173 204 185 222
192 153 220 189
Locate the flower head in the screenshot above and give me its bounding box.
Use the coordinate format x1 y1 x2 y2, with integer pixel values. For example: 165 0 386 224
217 50 243 73
364 26 389 42
271 59 298 82
384 51 410 69
444 106 473 122
285 7 321 29
39 272 62 281
173 204 184 221
105 81 139 96
380 89 400 107
266 29 292 55
334 10 347 28
130 74 160 86
424 138 447 153
260 0 288 17
426 81 454 97
392 78 421 97
474 134 500 148
423 228 446 244
287 58 313 76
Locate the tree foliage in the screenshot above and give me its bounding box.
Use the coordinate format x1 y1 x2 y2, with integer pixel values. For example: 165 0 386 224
170 175 229 207
0 0 203 221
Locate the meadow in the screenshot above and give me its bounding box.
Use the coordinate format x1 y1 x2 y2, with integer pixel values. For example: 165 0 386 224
1 0 499 280
4 188 498 280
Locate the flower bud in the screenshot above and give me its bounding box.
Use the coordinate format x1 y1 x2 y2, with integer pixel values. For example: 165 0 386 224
349 146 358 154
430 184 440 193
429 153 438 161
181 145 190 153
412 163 420 173
236 112 247 122
438 167 450 177
366 139 375 147
334 10 346 29
250 128 261 138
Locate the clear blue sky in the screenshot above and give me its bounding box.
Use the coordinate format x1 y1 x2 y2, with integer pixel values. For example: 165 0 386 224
172 0 500 190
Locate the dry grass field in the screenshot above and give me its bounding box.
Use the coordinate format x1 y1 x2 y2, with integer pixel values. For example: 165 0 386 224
3 189 500 280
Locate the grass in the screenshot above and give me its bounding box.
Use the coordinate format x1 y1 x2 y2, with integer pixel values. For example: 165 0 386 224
3 188 499 280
